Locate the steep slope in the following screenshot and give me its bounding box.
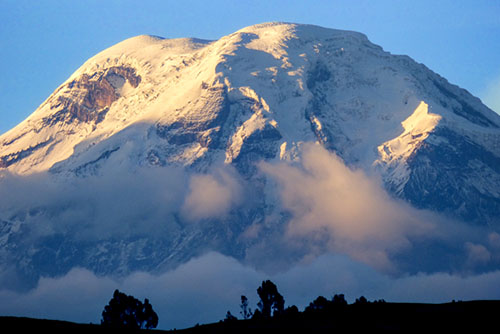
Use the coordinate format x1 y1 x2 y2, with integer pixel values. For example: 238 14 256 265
1 22 500 288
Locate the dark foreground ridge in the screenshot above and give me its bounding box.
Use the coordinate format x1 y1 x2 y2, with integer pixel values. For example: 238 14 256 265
2 300 500 333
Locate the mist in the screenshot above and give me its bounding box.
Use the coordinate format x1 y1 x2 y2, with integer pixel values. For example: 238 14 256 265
0 166 188 240
1 252 500 330
1 142 499 329
181 165 244 222
260 143 435 271
257 143 500 274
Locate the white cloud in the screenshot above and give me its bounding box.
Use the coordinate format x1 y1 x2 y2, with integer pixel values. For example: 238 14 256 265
1 143 499 330
0 166 188 240
181 166 243 222
259 143 436 272
465 242 491 267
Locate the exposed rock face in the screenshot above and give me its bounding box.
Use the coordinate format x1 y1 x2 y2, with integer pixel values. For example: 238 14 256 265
0 138 54 168
0 65 141 173
45 66 141 125
397 128 500 225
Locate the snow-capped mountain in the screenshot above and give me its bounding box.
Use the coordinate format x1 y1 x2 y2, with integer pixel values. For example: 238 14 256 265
1 22 499 288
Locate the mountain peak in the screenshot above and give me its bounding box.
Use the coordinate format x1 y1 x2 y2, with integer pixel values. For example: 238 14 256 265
1 22 500 293
1 22 499 223
236 21 368 39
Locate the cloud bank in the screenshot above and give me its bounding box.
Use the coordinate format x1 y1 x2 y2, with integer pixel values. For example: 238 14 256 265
260 143 440 271
1 252 500 330
181 165 244 222
1 142 500 330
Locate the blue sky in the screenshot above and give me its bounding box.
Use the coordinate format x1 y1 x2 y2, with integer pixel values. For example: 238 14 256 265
1 0 499 134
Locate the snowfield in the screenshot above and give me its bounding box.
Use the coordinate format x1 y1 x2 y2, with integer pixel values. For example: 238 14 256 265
1 22 499 290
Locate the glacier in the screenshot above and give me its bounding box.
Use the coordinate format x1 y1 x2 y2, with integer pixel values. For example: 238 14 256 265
1 22 499 290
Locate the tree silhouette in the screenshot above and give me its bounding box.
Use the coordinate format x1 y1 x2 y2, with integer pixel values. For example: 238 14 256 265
141 298 159 329
332 294 347 305
304 293 349 316
240 295 253 320
101 289 158 329
306 296 329 312
256 280 285 318
225 310 237 322
282 305 299 318
355 296 368 305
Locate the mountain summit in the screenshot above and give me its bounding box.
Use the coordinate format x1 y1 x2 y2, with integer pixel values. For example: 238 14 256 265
1 22 499 287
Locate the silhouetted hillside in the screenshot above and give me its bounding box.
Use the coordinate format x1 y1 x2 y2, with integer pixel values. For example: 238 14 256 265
177 300 500 333
3 300 500 333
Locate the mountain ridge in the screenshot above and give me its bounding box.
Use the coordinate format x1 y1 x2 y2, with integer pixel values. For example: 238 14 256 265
2 22 499 174
1 22 499 289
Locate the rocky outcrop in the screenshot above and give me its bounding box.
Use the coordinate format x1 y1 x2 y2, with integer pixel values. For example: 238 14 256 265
43 66 141 126
398 128 500 225
0 138 54 168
